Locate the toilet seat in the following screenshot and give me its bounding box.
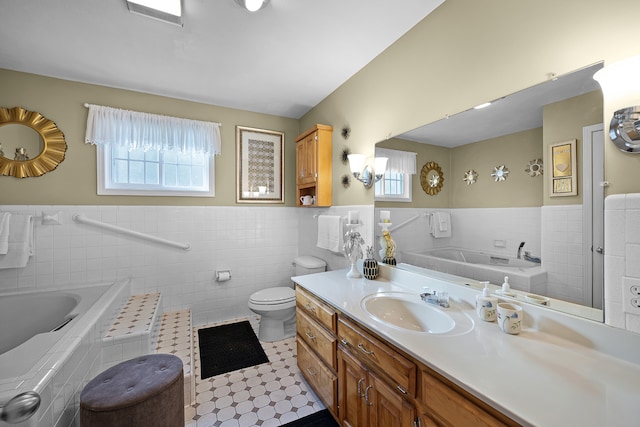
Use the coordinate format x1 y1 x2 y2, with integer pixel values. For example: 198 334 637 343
249 287 295 306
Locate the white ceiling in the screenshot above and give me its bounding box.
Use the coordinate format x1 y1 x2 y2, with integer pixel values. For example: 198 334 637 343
398 62 603 147
0 0 444 119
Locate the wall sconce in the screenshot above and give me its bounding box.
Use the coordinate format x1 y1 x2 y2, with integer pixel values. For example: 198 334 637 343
234 0 270 12
347 154 388 188
594 55 640 153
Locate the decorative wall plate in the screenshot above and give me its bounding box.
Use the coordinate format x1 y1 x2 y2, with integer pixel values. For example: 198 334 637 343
525 158 543 177
491 165 509 182
463 169 478 185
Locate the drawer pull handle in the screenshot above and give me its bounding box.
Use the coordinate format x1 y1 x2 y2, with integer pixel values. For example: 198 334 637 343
340 338 349 346
397 385 408 394
306 367 317 377
364 385 374 407
358 343 374 356
357 378 366 398
305 330 316 341
305 302 316 314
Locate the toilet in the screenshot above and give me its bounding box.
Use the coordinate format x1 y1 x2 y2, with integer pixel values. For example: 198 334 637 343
249 256 326 342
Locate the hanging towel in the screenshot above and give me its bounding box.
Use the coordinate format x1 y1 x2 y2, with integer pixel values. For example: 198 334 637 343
431 211 451 238
317 215 343 252
0 214 34 269
0 212 11 254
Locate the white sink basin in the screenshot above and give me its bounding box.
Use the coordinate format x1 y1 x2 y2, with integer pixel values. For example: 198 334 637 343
360 292 474 335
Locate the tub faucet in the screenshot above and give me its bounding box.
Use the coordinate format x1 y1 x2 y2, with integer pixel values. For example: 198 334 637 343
517 242 525 259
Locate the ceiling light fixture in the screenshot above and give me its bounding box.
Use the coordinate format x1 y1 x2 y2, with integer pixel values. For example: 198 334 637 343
126 0 183 26
234 0 270 12
473 102 492 110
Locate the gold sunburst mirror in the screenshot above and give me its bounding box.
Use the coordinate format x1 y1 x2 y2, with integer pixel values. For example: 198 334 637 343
420 161 444 196
0 106 67 178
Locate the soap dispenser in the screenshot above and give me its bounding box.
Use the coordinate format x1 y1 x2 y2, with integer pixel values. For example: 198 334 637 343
476 282 498 322
496 276 516 297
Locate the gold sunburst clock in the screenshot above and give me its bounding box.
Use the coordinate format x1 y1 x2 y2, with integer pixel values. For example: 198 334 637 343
0 106 67 178
420 161 444 195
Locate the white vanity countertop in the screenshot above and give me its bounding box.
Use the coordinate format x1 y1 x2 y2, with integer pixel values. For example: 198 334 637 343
292 266 640 427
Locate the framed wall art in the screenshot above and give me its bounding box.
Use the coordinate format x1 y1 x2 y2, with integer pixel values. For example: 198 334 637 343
236 126 284 203
549 139 577 197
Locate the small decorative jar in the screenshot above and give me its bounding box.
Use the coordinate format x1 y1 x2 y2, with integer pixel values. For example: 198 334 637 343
363 246 379 280
382 257 397 266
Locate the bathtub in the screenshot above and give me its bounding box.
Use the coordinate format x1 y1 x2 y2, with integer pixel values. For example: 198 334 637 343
400 248 547 293
0 279 130 427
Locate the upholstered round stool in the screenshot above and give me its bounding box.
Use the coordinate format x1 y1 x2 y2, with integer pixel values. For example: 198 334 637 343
80 354 184 427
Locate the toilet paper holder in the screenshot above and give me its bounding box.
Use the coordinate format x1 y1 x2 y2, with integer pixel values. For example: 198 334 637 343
216 270 232 282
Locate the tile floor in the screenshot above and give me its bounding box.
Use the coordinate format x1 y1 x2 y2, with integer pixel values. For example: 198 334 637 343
185 318 326 427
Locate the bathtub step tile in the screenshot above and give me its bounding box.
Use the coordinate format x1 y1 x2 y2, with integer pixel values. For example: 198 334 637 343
104 292 161 338
157 309 195 406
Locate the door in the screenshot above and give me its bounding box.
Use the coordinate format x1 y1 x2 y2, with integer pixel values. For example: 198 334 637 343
583 123 604 310
368 372 416 427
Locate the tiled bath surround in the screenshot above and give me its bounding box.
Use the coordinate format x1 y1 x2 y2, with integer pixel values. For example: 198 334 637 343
0 205 373 326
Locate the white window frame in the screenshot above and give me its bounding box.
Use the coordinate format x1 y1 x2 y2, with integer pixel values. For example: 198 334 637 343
374 170 412 202
97 145 215 197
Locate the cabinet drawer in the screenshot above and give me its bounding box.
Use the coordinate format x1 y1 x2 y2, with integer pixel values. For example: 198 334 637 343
297 338 337 414
296 286 336 332
420 369 516 427
338 316 416 396
296 309 337 371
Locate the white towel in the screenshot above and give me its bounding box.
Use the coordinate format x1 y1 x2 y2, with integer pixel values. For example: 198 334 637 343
0 214 34 269
431 211 451 238
0 212 10 254
317 215 343 252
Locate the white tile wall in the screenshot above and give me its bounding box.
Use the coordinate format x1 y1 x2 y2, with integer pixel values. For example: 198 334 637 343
541 205 586 305
0 206 299 327
376 207 541 264
605 194 640 333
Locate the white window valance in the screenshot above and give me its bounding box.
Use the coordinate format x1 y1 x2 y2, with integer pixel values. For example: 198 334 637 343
84 104 222 156
375 148 417 174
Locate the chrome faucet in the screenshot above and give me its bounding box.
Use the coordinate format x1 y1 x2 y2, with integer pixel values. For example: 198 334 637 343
420 289 449 308
517 241 525 259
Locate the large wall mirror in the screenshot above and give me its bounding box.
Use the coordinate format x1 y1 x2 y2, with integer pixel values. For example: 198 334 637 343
374 62 605 321
0 106 67 178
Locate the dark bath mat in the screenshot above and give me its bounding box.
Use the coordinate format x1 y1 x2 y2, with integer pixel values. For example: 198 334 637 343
281 409 339 427
198 320 269 380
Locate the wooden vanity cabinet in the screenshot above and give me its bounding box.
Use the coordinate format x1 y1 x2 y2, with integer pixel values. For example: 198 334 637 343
337 316 418 427
295 124 332 207
418 368 519 427
294 285 520 427
295 286 338 418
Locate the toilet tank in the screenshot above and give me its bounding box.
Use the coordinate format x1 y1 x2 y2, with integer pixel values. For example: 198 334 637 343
294 256 326 275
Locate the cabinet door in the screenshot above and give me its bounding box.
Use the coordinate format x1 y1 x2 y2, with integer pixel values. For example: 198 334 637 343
338 347 369 427
368 371 416 427
296 139 306 185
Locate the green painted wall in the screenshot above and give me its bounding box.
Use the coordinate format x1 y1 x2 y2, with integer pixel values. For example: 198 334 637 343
301 0 640 206
0 69 299 206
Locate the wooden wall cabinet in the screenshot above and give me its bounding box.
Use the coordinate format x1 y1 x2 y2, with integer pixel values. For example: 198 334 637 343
295 124 332 207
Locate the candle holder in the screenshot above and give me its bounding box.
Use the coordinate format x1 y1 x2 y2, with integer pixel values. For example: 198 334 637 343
343 229 364 278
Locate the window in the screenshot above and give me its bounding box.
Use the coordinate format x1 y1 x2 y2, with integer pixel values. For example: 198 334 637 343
375 170 412 202
85 104 221 197
97 145 214 196
374 148 416 202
